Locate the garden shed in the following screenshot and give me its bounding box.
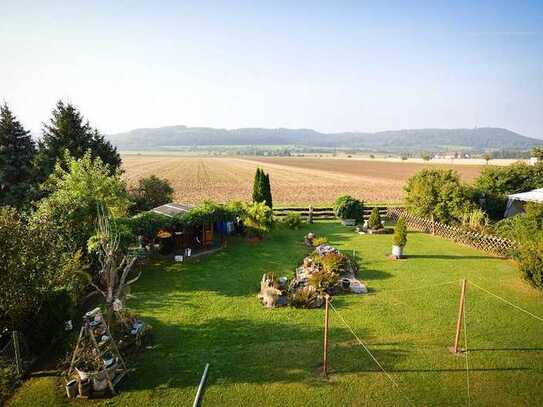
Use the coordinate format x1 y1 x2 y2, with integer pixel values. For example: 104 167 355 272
151 203 214 252
504 188 543 217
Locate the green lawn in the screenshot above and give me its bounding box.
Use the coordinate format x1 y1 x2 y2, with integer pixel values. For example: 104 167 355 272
8 222 543 406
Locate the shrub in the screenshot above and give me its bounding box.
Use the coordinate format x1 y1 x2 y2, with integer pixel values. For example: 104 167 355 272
515 241 543 289
129 175 174 213
242 201 274 238
367 207 383 230
320 252 347 274
312 236 328 247
308 270 339 293
461 208 490 234
282 212 302 229
392 218 408 247
288 286 321 309
0 360 19 405
495 203 543 244
334 195 364 221
404 168 473 224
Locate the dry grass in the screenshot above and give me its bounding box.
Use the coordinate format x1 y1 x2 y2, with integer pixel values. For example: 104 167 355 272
121 155 483 205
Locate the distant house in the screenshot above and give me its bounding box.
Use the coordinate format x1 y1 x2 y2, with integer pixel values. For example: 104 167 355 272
504 188 543 217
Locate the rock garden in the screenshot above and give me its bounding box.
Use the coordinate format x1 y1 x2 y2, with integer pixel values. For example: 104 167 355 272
258 232 367 309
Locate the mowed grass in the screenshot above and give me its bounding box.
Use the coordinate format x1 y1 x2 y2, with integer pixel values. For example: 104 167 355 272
8 223 543 406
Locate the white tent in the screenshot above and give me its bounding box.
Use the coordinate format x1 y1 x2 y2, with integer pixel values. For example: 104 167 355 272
504 188 543 217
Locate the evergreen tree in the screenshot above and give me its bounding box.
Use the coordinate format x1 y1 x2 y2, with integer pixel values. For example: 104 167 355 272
263 172 273 208
0 103 36 208
35 101 121 180
252 167 264 203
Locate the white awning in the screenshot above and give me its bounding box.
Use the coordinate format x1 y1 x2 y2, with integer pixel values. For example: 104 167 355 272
507 188 543 203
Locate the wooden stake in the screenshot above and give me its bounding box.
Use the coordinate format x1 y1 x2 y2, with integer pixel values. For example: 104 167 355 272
452 279 467 353
323 294 330 376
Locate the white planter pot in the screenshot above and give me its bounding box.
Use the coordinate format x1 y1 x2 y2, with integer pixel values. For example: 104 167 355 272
341 219 356 226
392 245 404 258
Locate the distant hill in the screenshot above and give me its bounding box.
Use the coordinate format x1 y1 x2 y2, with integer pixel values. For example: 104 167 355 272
107 126 541 152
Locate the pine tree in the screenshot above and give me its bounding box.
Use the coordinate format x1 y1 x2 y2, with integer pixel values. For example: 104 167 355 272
0 103 36 208
35 101 121 180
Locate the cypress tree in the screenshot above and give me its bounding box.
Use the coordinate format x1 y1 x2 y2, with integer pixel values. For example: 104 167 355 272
252 167 264 203
35 100 121 180
0 103 36 208
263 172 273 208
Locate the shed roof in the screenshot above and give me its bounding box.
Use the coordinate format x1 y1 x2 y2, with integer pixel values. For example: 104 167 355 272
151 203 194 217
507 188 543 203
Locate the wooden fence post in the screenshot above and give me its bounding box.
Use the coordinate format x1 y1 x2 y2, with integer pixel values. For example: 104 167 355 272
451 279 467 354
322 294 330 376
308 205 313 224
13 330 23 377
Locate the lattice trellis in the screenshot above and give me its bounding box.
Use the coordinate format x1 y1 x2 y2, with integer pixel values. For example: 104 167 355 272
388 208 517 257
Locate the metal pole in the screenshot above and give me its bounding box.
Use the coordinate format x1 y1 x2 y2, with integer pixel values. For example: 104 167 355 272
453 279 467 353
13 331 23 377
323 294 330 376
193 363 210 407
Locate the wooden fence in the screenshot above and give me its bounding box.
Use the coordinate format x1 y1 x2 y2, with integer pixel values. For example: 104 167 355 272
387 208 517 257
273 205 390 221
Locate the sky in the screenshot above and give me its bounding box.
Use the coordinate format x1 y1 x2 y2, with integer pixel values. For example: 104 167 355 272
1 1 542 138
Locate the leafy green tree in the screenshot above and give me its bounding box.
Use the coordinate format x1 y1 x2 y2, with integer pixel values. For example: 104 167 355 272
129 175 174 213
531 147 543 160
404 168 473 224
35 101 121 180
475 162 543 219
32 152 131 256
0 103 36 208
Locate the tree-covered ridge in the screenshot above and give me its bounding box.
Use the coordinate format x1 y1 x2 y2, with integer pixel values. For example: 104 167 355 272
108 125 541 152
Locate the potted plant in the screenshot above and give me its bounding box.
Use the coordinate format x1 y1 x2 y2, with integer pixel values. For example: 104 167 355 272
334 195 364 226
392 217 407 259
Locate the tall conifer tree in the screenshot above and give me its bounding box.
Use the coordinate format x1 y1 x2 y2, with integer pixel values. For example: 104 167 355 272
35 101 121 180
0 103 36 207
263 172 272 208
252 167 264 203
